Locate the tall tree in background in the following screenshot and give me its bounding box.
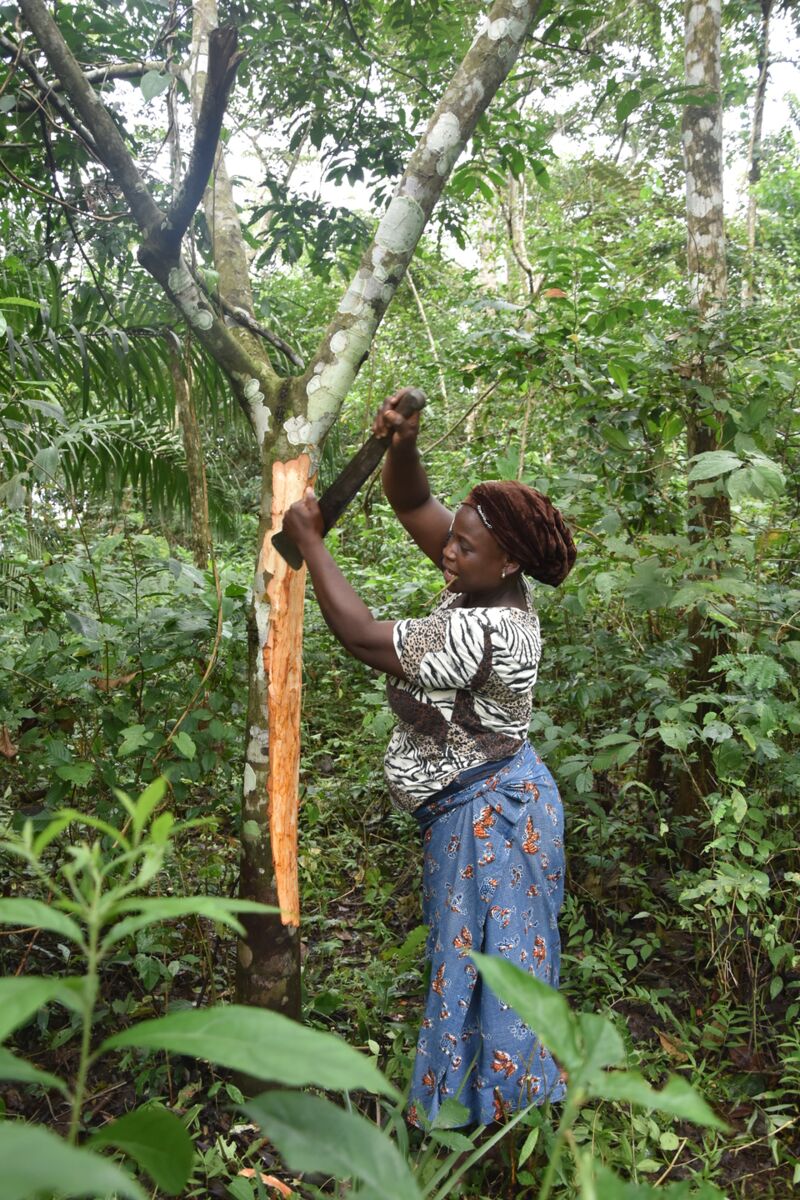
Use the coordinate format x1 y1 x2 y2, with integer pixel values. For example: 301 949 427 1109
680 0 730 813
11 0 545 1013
743 0 774 302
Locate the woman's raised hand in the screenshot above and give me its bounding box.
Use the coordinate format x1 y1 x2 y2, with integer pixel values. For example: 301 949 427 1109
372 388 422 447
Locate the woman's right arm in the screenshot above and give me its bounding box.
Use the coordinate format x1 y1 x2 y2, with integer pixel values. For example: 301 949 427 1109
377 391 453 566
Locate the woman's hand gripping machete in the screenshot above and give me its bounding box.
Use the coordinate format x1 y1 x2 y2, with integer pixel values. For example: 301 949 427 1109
272 387 427 569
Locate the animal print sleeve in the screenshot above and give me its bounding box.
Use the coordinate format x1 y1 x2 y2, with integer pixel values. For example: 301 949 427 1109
393 610 492 691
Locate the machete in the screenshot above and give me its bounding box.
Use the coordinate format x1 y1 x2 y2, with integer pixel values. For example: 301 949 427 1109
272 387 427 570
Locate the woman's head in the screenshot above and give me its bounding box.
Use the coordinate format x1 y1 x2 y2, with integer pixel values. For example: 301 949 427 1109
462 481 576 587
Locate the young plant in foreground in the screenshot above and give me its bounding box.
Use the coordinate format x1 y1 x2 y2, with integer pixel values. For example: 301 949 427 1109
0 778 397 1198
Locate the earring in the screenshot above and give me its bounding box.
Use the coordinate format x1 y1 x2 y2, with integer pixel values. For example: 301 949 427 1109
501 569 507 579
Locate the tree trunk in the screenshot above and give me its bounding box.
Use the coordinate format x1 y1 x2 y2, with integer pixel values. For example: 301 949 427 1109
742 0 773 303
168 343 212 569
678 0 730 820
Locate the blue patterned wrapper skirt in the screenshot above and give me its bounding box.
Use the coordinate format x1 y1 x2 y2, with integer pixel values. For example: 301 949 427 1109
407 741 566 1128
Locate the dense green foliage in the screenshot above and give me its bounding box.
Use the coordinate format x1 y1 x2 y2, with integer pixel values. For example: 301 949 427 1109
2 0 800 1194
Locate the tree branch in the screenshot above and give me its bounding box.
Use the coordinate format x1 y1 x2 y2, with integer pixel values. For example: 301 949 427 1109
293 0 544 451
16 0 164 235
16 0 280 432
10 56 170 112
0 32 99 154
219 299 305 369
162 24 244 251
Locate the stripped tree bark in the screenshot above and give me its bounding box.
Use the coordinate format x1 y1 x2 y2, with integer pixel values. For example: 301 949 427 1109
16 0 545 1013
679 0 730 817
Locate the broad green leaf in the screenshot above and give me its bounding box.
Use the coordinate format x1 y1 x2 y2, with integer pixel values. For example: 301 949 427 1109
431 1098 470 1130
65 610 101 640
119 724 152 756
31 445 60 482
244 1091 421 1200
615 89 641 122
658 722 693 751
88 1104 193 1196
606 363 629 392
0 978 85 1042
472 953 580 1072
0 1048 68 1095
102 897 277 947
429 1129 474 1152
0 899 83 945
173 731 196 759
687 451 742 481
101 1005 397 1097
0 1122 146 1200
576 1012 626 1083
141 70 171 102
593 1071 727 1130
55 762 94 786
601 423 631 450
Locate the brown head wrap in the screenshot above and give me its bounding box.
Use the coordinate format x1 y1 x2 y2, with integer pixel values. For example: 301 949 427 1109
463 481 576 587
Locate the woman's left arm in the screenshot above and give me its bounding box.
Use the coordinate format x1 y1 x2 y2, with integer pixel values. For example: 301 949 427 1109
282 489 404 677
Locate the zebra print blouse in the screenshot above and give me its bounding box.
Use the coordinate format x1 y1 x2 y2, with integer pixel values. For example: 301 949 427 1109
384 582 541 811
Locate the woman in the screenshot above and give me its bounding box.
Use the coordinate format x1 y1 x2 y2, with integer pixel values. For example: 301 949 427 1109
283 390 576 1127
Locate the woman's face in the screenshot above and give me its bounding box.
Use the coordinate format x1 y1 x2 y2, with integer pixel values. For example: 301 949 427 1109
441 505 514 598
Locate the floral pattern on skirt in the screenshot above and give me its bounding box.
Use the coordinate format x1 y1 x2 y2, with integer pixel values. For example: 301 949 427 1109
407 741 566 1128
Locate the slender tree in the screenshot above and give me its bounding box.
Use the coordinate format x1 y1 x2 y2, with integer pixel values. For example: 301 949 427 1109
680 0 730 813
743 0 774 302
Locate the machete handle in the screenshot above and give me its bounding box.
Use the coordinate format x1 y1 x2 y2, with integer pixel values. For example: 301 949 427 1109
273 387 427 570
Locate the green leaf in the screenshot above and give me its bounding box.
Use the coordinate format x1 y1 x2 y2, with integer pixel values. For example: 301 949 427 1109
88 1104 193 1196
472 953 580 1072
429 1129 474 1152
615 89 641 122
687 451 742 481
31 445 60 483
0 1048 69 1095
173 731 196 759
0 977 85 1042
658 722 693 751
0 899 83 945
141 70 171 102
102 897 277 947
131 776 168 836
244 1092 421 1200
119 724 152 756
576 1012 626 1082
594 1071 727 1131
0 1122 146 1200
601 423 632 451
431 1098 471 1129
606 362 629 392
100 1005 398 1097
55 762 94 786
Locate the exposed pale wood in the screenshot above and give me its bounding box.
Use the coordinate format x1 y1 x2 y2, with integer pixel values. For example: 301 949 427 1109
262 455 312 927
